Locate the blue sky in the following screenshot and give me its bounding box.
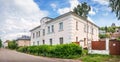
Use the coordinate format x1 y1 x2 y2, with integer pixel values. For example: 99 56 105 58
34 0 119 26
0 0 119 41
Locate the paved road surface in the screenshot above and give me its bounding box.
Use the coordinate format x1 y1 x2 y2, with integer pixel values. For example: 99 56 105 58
0 48 81 62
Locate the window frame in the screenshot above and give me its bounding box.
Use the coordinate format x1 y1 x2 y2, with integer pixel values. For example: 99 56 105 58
59 22 63 31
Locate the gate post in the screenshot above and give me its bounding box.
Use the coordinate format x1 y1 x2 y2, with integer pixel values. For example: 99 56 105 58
106 38 109 54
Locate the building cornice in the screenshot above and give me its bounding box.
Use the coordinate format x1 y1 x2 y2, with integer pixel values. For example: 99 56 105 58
30 25 41 32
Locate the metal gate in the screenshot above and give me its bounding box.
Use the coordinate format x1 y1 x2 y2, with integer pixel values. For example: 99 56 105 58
109 41 120 55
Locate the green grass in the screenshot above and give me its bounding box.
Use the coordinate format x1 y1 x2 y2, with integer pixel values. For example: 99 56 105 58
79 54 120 62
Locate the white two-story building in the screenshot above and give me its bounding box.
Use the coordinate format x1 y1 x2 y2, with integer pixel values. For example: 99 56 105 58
30 12 99 48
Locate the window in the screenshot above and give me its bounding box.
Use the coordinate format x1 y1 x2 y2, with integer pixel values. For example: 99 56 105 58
84 38 86 46
76 37 78 42
43 29 45 36
87 25 89 33
84 24 87 32
33 42 35 45
33 33 35 38
59 37 63 44
36 32 38 37
50 39 52 45
48 26 50 33
59 22 63 31
37 41 39 45
51 25 54 32
39 31 40 37
92 28 94 34
76 21 78 30
43 40 45 44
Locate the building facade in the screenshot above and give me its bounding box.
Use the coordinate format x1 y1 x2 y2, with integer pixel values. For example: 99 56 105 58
16 35 30 46
30 12 99 48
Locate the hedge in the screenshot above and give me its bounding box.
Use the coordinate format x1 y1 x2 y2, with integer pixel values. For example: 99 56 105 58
17 43 82 58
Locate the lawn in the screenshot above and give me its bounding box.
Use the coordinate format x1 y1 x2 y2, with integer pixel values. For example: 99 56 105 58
79 54 120 62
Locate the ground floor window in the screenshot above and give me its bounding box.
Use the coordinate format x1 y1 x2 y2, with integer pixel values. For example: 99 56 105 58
43 40 45 44
59 37 63 44
33 42 35 45
76 37 78 42
84 38 86 46
37 41 39 45
50 39 52 45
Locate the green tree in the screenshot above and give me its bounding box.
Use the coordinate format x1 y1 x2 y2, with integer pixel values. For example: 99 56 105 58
73 2 91 18
117 37 120 41
109 0 120 20
8 40 18 49
105 26 108 32
107 27 116 33
0 39 2 48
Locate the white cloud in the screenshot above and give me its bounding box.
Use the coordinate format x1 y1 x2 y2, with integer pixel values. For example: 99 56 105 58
89 7 96 15
58 8 70 15
0 0 48 42
92 0 109 5
57 0 80 15
69 0 79 11
50 3 57 11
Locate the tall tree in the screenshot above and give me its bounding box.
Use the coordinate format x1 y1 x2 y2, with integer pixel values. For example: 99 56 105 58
0 39 2 48
73 2 91 18
109 0 120 20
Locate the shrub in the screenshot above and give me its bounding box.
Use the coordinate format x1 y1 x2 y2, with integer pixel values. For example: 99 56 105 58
8 40 18 49
17 43 82 58
17 46 28 53
52 43 82 58
0 39 2 48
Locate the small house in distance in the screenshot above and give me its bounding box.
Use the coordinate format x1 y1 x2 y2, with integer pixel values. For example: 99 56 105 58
16 35 30 46
4 40 10 47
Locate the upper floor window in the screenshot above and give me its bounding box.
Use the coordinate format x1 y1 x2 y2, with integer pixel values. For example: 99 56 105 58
84 24 87 32
87 25 89 33
59 22 63 31
51 25 54 32
43 29 45 36
48 26 50 33
59 37 63 44
39 31 40 37
76 21 78 30
33 33 35 38
92 28 94 34
36 32 38 38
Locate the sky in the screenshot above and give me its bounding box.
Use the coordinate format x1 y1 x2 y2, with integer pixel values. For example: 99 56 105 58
0 0 120 42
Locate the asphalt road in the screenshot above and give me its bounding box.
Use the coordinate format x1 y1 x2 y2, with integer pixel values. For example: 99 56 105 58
0 48 81 62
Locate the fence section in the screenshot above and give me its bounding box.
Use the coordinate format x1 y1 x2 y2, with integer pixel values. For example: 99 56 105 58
109 40 120 55
92 41 106 50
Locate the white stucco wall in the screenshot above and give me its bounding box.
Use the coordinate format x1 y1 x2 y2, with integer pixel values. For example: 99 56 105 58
30 13 99 48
